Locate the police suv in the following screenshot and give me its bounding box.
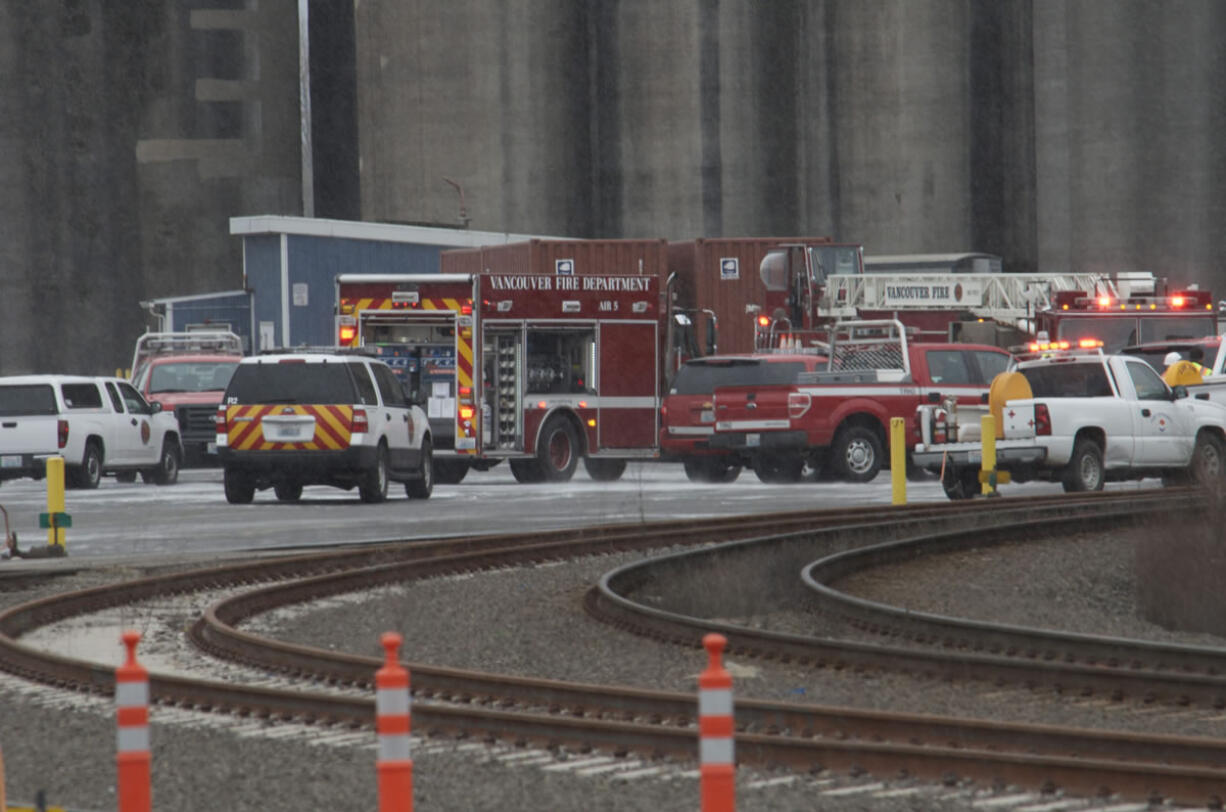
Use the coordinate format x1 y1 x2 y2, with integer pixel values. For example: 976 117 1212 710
216 352 433 504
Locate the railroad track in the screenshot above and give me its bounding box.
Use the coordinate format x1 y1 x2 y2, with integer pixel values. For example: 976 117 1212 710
2 490 1223 806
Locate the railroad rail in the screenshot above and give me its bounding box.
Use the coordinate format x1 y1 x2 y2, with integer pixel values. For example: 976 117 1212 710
2 490 1224 805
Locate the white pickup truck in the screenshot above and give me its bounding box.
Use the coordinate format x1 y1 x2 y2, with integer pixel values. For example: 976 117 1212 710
0 375 183 489
911 347 1226 499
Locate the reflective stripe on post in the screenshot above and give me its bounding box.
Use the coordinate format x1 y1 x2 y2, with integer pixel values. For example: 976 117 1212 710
699 632 734 812
116 630 151 812
376 632 412 812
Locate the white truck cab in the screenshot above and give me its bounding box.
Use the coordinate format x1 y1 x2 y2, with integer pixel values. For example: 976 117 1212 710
0 374 183 488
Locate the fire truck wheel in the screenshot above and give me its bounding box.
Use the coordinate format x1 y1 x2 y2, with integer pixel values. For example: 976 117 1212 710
432 458 469 485
223 468 255 504
510 459 545 483
833 426 883 483
274 481 303 501
1062 437 1104 493
359 444 390 503
583 458 627 482
683 459 741 483
753 454 805 484
537 418 579 481
148 440 181 486
69 441 103 490
406 439 434 499
941 466 980 500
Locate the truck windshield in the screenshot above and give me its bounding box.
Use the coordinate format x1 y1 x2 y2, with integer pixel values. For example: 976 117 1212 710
670 360 806 395
149 361 239 393
1056 316 1216 353
1019 362 1114 398
0 385 57 416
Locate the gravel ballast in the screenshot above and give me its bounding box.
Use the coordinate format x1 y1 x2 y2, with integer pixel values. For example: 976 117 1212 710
4 524 1225 811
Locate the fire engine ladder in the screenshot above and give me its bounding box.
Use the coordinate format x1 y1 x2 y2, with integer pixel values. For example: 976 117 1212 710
817 272 1141 326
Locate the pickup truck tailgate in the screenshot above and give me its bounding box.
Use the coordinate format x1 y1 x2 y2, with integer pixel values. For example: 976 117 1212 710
713 384 796 431
0 383 62 458
1002 401 1037 439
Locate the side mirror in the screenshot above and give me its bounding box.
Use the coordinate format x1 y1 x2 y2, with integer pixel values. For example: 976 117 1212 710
1172 385 1188 400
150 401 163 414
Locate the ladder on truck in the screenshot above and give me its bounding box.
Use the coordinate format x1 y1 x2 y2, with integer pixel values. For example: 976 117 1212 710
817 272 1155 327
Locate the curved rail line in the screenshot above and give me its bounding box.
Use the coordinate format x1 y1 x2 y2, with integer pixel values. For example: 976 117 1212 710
2 491 1223 805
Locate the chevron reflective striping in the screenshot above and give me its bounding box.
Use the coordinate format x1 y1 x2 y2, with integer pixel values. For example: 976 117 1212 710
226 404 353 451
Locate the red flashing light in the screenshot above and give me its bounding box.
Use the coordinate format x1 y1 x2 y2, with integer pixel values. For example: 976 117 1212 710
1076 338 1104 349
537 401 547 409
459 406 475 420
338 325 357 344
756 315 770 328
1171 295 1186 308
458 386 472 398
461 301 473 316
1096 295 1112 308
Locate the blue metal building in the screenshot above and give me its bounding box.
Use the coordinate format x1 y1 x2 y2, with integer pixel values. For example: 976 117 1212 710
144 216 548 353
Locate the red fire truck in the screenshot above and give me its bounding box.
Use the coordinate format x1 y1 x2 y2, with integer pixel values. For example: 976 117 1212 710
755 248 1217 352
335 271 662 484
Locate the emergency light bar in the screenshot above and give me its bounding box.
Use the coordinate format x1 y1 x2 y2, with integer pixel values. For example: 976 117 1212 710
1054 289 1214 311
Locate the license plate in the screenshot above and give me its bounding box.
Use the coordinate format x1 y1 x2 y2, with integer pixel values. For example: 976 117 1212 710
1 455 21 468
747 433 760 447
269 423 310 442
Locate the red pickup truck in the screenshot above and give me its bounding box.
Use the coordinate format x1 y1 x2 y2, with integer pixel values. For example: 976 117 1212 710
707 320 1012 482
659 352 827 483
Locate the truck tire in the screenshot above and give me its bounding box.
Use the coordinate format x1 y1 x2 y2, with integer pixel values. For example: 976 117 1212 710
753 454 805 484
832 426 883 483
405 439 434 499
359 443 390 503
274 481 303 501
148 440 181 486
509 459 545 483
69 441 103 490
941 466 980 500
223 468 255 504
536 417 579 482
1062 437 1104 492
433 458 470 485
683 458 741 483
1187 431 1225 490
583 458 627 481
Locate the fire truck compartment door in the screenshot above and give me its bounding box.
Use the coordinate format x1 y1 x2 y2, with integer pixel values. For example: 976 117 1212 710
597 322 658 449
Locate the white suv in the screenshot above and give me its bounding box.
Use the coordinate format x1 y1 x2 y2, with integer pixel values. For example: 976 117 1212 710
216 352 433 504
0 375 182 488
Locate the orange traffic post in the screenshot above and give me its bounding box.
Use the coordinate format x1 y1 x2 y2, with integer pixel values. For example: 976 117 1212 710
116 630 151 812
699 632 735 812
376 632 412 812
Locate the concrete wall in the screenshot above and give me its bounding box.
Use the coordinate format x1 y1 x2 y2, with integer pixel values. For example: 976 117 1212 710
0 1 302 376
3 1 1225 374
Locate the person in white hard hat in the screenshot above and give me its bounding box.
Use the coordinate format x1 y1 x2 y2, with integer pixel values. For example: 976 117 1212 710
1163 350 1204 386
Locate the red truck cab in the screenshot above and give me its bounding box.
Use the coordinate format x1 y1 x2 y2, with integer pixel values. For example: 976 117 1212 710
660 352 827 482
130 332 243 465
709 321 1012 483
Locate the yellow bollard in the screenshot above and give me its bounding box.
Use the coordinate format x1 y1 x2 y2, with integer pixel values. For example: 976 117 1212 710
45 456 67 549
889 417 906 505
1 743 6 812
980 414 997 497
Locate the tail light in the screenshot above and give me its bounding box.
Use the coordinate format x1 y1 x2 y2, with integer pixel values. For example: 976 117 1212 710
214 406 227 434
351 407 369 434
1034 403 1051 436
660 403 669 418
57 419 69 449
787 392 812 419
